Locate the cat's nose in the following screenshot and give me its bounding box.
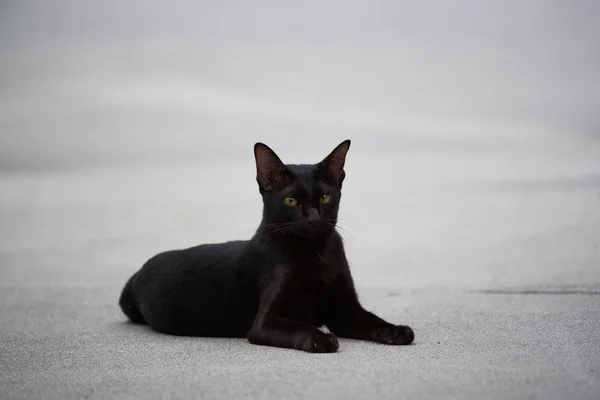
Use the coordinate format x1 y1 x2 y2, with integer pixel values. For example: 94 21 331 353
306 208 320 225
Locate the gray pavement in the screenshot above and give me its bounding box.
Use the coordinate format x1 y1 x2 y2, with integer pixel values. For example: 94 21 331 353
2 1 600 399
1 286 599 400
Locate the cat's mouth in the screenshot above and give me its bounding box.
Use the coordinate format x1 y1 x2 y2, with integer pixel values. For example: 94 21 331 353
266 221 334 241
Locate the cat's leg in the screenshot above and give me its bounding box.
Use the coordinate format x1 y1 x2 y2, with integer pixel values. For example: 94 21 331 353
247 315 339 353
326 276 414 345
328 302 414 345
247 272 339 353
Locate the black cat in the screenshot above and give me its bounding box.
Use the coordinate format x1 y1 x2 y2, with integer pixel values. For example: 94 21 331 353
119 140 414 352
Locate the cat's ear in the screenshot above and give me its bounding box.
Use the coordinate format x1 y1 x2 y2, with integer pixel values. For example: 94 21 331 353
254 142 288 191
318 139 351 182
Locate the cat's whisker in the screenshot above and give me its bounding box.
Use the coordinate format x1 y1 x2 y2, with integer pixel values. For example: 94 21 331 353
266 222 295 230
264 224 298 248
270 225 296 235
324 221 357 245
335 217 362 228
336 224 356 238
336 229 357 245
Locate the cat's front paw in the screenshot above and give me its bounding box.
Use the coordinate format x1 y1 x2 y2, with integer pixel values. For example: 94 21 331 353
301 332 339 353
374 325 414 345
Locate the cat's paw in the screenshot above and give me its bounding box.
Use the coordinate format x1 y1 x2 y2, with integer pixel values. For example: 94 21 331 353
374 325 414 345
301 332 339 353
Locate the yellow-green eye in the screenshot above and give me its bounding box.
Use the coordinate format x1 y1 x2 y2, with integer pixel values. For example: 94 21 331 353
283 197 298 207
320 193 332 204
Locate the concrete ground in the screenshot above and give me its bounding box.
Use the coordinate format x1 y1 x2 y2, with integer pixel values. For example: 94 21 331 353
1 286 599 400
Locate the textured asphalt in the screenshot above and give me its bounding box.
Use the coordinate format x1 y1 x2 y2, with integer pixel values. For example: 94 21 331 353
1 285 599 399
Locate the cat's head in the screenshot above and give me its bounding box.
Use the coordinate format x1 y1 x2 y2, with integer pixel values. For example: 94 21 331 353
254 140 351 240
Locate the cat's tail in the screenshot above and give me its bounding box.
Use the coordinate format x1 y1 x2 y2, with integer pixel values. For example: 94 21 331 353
119 274 146 324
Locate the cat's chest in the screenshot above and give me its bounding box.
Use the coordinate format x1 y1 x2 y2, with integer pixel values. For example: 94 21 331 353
282 277 333 326
281 244 340 283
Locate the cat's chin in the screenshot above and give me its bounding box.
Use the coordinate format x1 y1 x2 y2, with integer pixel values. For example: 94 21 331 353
294 226 334 241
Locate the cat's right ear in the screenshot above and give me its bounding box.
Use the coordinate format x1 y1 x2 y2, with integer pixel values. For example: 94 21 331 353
254 143 287 191
318 139 351 183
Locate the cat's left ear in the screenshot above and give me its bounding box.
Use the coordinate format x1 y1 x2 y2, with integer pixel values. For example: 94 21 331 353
318 139 351 183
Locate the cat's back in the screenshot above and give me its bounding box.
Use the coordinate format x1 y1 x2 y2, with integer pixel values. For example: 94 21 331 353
134 240 253 303
139 239 250 277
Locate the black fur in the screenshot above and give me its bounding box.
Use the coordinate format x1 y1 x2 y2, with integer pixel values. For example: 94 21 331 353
119 140 414 352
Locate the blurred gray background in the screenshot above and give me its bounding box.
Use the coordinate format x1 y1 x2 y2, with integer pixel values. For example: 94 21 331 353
2 0 599 168
1 0 599 287
1 1 600 399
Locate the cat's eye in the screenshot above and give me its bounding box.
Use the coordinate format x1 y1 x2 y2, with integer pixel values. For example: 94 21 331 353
319 193 333 204
283 197 298 207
